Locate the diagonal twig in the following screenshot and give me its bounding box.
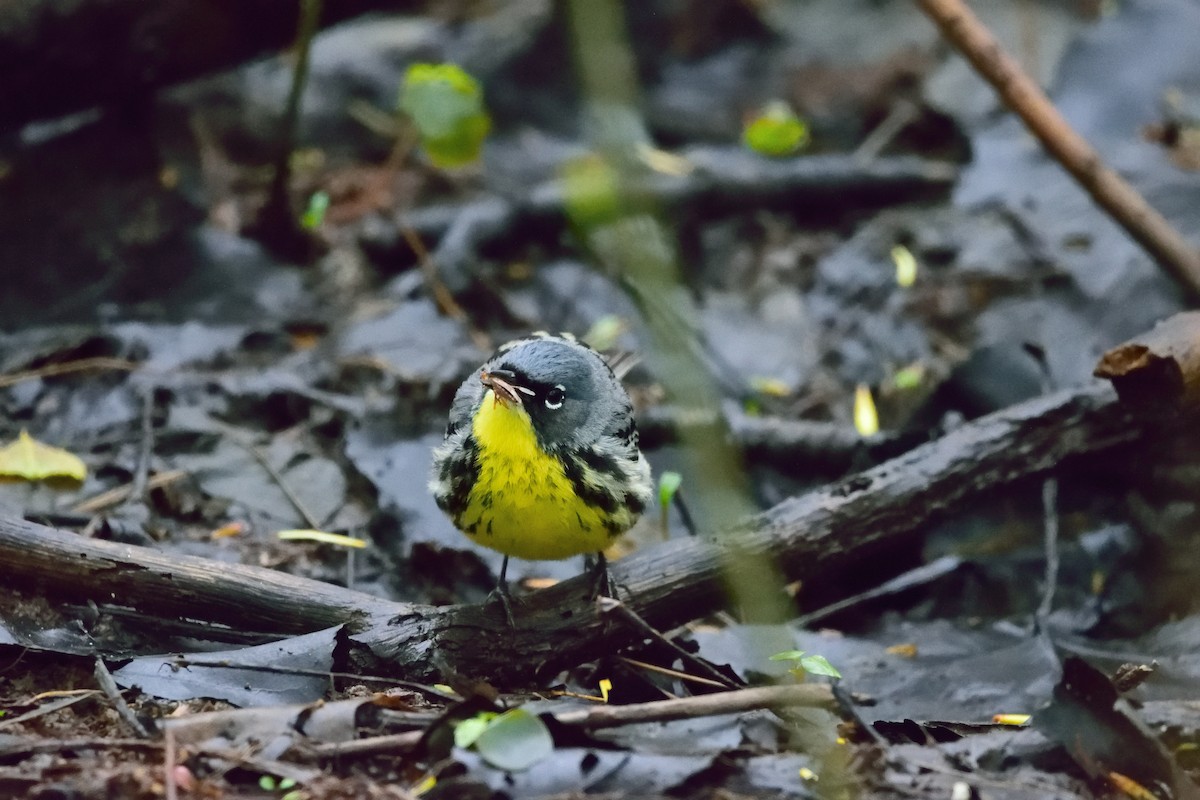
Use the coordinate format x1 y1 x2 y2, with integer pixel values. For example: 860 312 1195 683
915 0 1200 299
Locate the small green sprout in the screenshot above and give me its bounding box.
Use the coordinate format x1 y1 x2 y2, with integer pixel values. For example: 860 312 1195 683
770 649 842 680
561 153 623 228
658 471 682 537
892 363 925 391
399 63 491 168
583 315 624 352
453 711 498 749
743 101 810 157
300 190 329 230
258 775 299 799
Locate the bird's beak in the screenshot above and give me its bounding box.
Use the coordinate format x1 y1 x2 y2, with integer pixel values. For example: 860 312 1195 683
480 369 524 407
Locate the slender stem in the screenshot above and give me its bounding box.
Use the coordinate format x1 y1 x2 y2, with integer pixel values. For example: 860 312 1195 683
914 0 1200 299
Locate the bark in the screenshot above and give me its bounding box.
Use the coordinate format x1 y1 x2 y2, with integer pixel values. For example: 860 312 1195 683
1094 311 1200 412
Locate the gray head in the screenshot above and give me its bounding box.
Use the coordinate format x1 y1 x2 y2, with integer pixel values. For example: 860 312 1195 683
448 333 632 454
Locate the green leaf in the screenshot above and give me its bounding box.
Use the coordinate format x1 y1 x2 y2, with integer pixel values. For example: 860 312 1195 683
799 655 842 679
561 154 623 228
658 471 683 509
473 708 554 771
453 712 496 749
278 778 296 790
583 315 623 352
893 364 925 390
300 190 329 230
399 63 491 168
743 101 810 157
769 649 807 662
259 776 277 791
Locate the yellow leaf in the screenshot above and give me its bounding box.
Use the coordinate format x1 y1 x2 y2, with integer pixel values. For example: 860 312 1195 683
412 774 438 796
277 529 367 548
1107 771 1158 800
854 384 879 437
749 376 792 398
636 144 694 176
991 713 1030 726
211 521 247 539
886 643 918 658
891 244 918 287
599 678 612 703
521 577 559 590
0 430 86 481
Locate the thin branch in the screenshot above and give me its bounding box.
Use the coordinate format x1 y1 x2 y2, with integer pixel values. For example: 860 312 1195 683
71 470 187 515
598 597 739 689
914 0 1200 300
0 357 139 389
93 658 151 739
552 683 835 728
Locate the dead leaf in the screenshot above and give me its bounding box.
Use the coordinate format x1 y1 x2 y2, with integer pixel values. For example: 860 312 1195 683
0 430 86 482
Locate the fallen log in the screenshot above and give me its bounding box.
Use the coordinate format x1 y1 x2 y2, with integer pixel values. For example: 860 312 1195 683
383 148 958 292
0 380 1139 683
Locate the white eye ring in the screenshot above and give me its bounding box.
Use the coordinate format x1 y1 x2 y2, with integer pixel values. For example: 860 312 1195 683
545 384 566 410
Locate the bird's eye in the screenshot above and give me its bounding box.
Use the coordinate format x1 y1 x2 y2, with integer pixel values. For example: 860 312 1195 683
544 385 566 410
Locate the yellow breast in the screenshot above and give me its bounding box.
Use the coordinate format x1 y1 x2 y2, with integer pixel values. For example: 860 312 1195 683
458 391 614 560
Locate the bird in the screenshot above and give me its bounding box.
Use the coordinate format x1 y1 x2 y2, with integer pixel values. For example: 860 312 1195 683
429 331 653 618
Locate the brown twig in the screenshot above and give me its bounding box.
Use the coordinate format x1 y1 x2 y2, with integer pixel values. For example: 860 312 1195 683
164 726 178 800
618 656 731 689
0 692 98 730
598 597 740 689
914 0 1200 300
300 684 835 758
0 357 139 388
70 470 188 515
398 223 490 353
552 683 835 728
242 442 320 530
0 738 162 759
93 658 151 739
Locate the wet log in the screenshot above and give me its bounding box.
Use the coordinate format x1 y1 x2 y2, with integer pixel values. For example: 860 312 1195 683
1094 311 1200 412
0 0 415 130
384 148 958 291
0 380 1139 684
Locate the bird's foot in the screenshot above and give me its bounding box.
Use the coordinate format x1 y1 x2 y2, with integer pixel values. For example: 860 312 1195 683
486 556 518 627
585 552 617 600
485 583 517 628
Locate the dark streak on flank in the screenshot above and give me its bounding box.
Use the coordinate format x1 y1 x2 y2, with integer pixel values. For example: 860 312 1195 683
437 435 480 521
561 452 620 515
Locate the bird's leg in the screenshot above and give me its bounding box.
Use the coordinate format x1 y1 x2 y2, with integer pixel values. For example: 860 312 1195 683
585 551 617 600
485 555 516 627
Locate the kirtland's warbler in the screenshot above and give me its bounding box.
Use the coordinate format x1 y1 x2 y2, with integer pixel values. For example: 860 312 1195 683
430 332 653 607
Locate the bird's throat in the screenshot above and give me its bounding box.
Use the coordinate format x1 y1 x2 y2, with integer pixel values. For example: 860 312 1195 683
472 389 540 460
